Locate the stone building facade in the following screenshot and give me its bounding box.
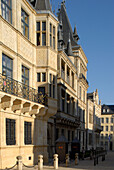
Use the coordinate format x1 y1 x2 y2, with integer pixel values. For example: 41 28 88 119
86 90 102 150
0 0 58 168
100 105 114 151
54 1 89 154
0 0 102 168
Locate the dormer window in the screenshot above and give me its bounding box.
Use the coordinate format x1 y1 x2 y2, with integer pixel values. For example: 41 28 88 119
36 21 46 46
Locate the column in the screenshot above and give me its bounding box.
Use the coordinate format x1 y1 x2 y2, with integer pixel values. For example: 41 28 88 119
65 63 67 82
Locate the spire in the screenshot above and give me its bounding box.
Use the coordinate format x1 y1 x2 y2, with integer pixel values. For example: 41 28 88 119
58 16 64 50
73 25 79 42
58 1 78 48
67 33 74 56
35 0 52 12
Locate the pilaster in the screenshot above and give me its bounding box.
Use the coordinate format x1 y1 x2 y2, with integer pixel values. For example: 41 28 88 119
12 0 16 28
16 0 21 32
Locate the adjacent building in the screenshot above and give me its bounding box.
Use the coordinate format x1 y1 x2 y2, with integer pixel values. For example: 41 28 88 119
100 105 114 151
55 1 89 154
86 90 102 150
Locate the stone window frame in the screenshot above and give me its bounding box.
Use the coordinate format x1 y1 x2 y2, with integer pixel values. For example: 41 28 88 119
24 121 32 145
1 0 12 23
36 21 46 46
22 65 29 86
6 118 16 145
2 53 13 78
21 8 29 39
50 22 56 50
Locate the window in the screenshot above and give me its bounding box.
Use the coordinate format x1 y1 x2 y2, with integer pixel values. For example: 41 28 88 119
53 26 55 49
49 74 52 97
61 89 65 112
2 53 13 78
21 9 29 38
89 133 92 145
24 122 32 145
102 126 104 131
61 59 65 80
101 134 103 139
111 118 113 123
37 73 40 82
72 131 74 141
42 73 46 82
110 126 113 131
36 21 46 46
67 94 70 114
107 109 109 112
53 75 55 98
106 126 108 131
50 23 56 49
110 134 112 139
101 118 104 123
6 118 16 145
72 72 74 88
80 86 81 99
36 22 40 45
22 65 29 86
68 130 70 141
1 0 12 23
106 118 109 123
103 109 105 113
50 23 52 47
42 22 46 46
67 66 70 84
105 134 108 139
61 129 64 136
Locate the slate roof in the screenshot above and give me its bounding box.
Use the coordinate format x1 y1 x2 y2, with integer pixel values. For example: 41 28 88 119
66 34 74 56
102 105 114 115
29 0 52 12
58 2 78 48
87 93 94 100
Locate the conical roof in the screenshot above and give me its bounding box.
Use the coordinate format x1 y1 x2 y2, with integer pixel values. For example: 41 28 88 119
35 0 52 11
58 1 78 47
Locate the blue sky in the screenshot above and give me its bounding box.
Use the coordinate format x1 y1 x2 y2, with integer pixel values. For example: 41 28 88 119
52 0 114 104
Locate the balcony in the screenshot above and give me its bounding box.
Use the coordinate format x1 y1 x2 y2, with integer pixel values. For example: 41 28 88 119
79 73 89 85
0 73 48 106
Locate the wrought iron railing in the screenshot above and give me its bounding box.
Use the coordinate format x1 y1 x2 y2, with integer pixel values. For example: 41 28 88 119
0 73 48 106
79 73 89 85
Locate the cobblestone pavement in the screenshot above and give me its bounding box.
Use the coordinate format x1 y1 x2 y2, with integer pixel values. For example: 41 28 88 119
22 151 114 170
